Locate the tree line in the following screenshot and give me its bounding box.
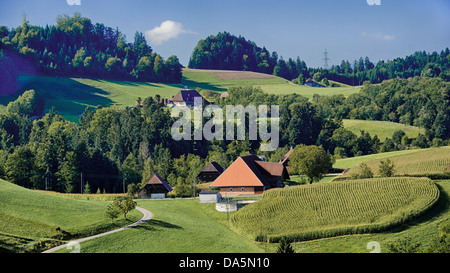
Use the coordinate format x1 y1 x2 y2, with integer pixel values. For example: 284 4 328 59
313 76 450 143
188 32 450 86
0 12 183 91
0 75 448 194
0 86 336 194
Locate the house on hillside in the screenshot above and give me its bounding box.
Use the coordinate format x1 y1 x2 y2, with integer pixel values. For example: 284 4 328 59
198 161 224 183
137 173 173 199
209 154 289 196
170 89 210 107
305 78 325 88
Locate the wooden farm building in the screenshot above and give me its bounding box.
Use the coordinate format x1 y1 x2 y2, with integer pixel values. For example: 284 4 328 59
137 173 173 199
171 89 210 107
209 154 289 196
304 78 325 88
279 147 294 171
198 161 224 182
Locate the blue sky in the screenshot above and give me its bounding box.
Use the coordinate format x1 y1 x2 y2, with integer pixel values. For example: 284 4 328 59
1 0 449 68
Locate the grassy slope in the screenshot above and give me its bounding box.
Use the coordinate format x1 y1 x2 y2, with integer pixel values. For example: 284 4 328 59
342 146 450 178
183 69 361 98
16 75 183 122
343 119 425 142
56 199 264 253
0 70 361 122
259 83 360 98
0 179 140 253
333 148 427 169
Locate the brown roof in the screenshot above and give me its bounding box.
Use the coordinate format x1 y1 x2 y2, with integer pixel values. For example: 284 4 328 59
172 90 209 104
145 173 173 192
210 155 289 188
255 161 285 176
201 161 224 173
279 148 294 165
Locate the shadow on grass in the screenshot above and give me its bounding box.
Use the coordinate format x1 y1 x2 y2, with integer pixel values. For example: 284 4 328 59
134 219 183 231
181 75 227 92
10 75 117 120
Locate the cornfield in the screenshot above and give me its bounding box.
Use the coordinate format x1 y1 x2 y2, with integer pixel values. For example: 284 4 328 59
230 177 440 242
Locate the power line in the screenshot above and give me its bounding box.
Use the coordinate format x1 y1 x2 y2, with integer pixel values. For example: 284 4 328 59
323 48 330 70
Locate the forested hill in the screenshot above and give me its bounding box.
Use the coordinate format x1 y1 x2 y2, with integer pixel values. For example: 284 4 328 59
0 12 183 94
188 31 283 74
189 32 450 85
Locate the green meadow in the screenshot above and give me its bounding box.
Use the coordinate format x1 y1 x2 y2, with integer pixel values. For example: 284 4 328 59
342 119 425 142
56 199 264 253
16 75 183 122
0 179 140 253
1 171 449 253
332 148 427 170
0 70 362 122
259 83 360 98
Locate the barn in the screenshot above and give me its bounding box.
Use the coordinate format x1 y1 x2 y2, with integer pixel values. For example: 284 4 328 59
304 78 325 87
170 89 210 107
209 154 289 196
279 147 294 171
137 173 173 199
198 161 224 182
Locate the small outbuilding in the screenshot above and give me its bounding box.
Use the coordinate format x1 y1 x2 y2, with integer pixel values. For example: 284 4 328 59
198 161 224 182
199 190 221 203
137 173 173 199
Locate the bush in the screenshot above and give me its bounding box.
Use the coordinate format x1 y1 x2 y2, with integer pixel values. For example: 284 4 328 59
105 203 120 223
379 159 395 177
276 237 295 253
412 134 429 148
352 163 373 179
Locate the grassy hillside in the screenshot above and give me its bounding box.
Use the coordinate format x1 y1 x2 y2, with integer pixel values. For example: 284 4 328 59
343 119 425 142
333 148 427 170
0 179 140 253
0 69 362 122
55 199 264 253
183 68 361 98
342 146 450 179
231 177 440 243
16 75 183 122
259 83 360 98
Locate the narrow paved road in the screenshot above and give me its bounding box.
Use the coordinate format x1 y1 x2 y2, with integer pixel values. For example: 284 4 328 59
42 206 153 253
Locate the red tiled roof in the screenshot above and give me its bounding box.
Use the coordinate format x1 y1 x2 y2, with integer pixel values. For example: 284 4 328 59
210 155 289 188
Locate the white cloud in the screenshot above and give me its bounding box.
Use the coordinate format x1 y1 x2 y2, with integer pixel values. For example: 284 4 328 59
145 20 195 46
362 31 395 41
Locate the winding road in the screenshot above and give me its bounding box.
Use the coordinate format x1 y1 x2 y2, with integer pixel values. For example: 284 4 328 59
42 206 153 253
